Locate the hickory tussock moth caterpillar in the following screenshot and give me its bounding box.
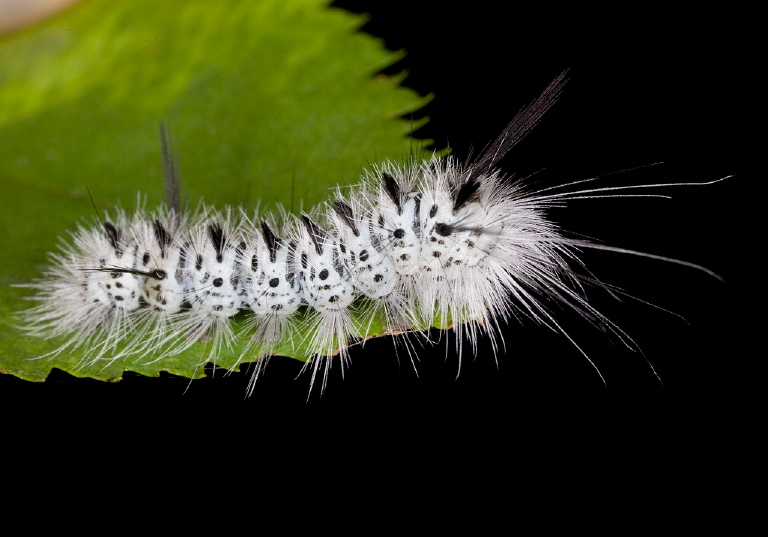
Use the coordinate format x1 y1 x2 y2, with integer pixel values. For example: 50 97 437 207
17 72 727 395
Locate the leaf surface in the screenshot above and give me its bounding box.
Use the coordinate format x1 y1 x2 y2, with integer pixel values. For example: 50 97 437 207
0 0 430 381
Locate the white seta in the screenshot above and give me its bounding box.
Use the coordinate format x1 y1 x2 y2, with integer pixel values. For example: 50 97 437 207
18 72 725 394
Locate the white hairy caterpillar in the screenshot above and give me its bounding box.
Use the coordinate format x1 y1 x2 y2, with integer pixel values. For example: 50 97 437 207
17 71 729 397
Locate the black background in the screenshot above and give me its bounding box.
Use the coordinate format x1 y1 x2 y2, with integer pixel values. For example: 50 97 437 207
3 2 756 439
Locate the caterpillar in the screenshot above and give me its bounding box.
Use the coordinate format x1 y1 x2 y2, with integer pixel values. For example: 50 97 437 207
17 72 726 395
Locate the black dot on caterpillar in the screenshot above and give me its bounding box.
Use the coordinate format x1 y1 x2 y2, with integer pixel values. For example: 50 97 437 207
15 72 731 398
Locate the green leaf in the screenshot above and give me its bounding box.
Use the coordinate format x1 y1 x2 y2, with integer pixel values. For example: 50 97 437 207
0 0 431 382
